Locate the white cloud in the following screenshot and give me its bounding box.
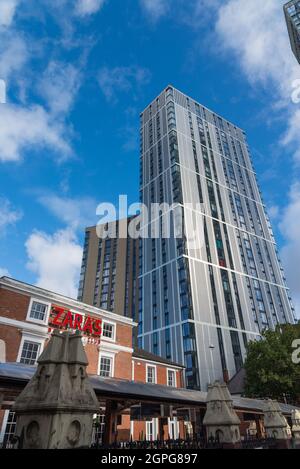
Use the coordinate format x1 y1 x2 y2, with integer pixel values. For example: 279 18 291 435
75 0 105 17
25 228 83 298
214 0 300 162
0 198 22 234
280 183 300 319
98 66 151 103
267 205 279 221
0 267 11 277
0 33 28 81
140 0 169 21
37 61 82 116
0 25 74 164
0 104 71 162
38 195 98 230
216 1 298 85
0 7 86 164
0 0 19 27
281 109 300 163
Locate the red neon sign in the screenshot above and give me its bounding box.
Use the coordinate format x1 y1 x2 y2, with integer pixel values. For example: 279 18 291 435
48 305 102 345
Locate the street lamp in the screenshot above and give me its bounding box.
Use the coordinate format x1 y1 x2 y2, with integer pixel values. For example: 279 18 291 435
209 345 215 384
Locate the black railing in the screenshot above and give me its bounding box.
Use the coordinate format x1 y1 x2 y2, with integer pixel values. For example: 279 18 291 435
241 437 277 450
92 436 223 450
1 432 23 450
92 436 280 450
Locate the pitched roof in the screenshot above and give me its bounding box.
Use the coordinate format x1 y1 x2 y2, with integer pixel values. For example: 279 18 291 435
227 368 246 395
133 348 185 369
0 362 298 415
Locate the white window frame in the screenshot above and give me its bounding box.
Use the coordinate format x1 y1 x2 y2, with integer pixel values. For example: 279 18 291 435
101 320 116 343
167 368 177 387
26 297 51 325
168 417 179 439
17 332 45 365
0 410 10 444
146 364 157 384
98 351 115 378
146 419 158 441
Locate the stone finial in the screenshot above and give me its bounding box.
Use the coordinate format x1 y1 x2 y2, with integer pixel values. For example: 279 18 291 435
13 330 99 449
291 409 300 440
203 381 241 447
263 400 291 441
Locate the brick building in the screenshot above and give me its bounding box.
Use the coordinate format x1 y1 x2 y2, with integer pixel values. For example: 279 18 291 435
1 276 298 448
0 276 185 446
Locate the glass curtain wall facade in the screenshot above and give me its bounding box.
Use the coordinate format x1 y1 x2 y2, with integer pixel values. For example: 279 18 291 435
284 0 300 64
138 86 296 391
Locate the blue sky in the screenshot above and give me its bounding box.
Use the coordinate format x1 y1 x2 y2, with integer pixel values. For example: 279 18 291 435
0 0 300 315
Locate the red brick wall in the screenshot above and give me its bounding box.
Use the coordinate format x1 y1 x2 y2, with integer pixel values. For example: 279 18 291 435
115 323 132 348
0 288 30 322
0 325 22 362
176 370 183 388
117 414 131 441
85 343 100 375
115 352 132 380
156 366 166 385
85 348 133 380
133 359 184 387
133 421 146 440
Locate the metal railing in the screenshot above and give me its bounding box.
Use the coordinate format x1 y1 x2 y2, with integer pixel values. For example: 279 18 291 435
91 436 223 450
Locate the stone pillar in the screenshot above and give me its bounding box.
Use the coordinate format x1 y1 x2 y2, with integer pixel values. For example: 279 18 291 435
13 330 99 449
291 409 300 448
203 381 241 449
263 400 292 449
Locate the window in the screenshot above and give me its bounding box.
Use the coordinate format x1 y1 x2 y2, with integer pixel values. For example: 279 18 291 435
102 322 115 340
146 420 157 441
20 340 40 365
99 355 113 378
92 414 105 446
167 369 176 387
146 365 156 384
29 301 48 322
169 418 179 439
27 299 50 323
1 411 17 447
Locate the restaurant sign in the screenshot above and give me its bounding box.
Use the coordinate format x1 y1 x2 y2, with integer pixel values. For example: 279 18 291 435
48 305 102 345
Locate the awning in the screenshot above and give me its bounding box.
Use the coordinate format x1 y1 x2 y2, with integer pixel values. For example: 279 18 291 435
0 362 297 415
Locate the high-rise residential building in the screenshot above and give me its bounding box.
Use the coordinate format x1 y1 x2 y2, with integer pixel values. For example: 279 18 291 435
78 218 139 322
139 86 296 391
284 0 300 64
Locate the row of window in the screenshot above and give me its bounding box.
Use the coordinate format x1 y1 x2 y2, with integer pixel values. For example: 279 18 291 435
17 337 114 379
142 86 245 145
146 365 177 387
17 337 177 387
77 230 90 301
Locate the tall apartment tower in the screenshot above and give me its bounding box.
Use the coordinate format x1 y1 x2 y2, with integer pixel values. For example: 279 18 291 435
78 218 139 321
284 0 300 64
139 86 296 391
